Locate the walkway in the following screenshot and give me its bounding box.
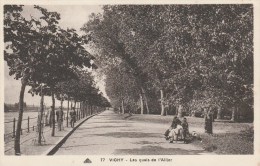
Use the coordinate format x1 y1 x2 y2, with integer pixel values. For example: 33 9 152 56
55 109 211 155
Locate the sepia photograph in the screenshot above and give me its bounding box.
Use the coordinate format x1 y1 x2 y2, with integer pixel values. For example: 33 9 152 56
1 1 259 165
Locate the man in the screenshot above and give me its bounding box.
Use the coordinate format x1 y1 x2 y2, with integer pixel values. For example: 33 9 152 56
181 117 189 143
205 107 213 134
70 107 77 128
45 107 50 126
49 106 55 128
57 107 64 131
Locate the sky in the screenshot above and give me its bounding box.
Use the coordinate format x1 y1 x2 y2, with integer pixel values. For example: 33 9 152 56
4 5 107 107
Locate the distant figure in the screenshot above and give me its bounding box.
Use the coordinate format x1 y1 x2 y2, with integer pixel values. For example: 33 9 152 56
205 107 213 134
56 107 64 131
49 106 55 127
181 117 189 143
45 108 50 126
70 107 77 128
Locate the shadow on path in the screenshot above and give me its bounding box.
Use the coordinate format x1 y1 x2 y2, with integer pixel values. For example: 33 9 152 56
75 125 129 130
134 140 166 145
94 132 161 138
60 143 107 149
86 121 134 124
113 145 205 155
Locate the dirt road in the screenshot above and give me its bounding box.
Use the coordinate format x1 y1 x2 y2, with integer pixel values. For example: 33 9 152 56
55 109 213 155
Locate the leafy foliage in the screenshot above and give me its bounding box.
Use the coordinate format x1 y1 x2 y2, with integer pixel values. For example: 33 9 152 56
82 5 253 118
4 5 110 153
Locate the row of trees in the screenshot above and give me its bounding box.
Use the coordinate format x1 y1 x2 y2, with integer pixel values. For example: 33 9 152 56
4 5 110 155
81 5 253 121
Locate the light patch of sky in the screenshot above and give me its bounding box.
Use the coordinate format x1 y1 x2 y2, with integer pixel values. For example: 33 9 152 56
4 5 108 107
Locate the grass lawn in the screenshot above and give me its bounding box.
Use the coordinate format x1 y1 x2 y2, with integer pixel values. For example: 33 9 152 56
192 127 254 154
119 113 254 154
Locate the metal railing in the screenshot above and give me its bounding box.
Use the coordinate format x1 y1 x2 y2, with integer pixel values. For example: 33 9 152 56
4 108 100 144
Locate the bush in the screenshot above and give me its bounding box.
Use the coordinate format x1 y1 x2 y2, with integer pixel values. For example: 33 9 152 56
4 104 9 112
193 128 254 154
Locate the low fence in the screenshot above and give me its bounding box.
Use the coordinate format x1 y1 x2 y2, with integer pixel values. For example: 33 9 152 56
4 109 90 144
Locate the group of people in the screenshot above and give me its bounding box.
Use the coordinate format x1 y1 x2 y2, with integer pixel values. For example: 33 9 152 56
43 106 77 129
164 116 189 144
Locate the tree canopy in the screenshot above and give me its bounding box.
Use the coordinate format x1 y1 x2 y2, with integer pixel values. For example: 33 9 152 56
82 4 253 119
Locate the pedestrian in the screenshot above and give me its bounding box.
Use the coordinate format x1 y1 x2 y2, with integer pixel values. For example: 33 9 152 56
181 117 189 143
56 107 63 131
45 107 50 126
70 107 77 128
49 106 55 128
205 107 213 134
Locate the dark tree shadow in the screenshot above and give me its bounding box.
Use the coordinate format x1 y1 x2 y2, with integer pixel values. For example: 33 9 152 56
134 140 165 145
86 121 134 124
93 132 161 138
76 125 129 130
113 145 205 155
60 143 107 149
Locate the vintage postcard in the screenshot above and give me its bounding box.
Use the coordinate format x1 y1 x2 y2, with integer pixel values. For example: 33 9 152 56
0 0 259 166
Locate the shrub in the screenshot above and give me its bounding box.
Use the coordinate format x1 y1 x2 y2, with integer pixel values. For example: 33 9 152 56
193 127 254 154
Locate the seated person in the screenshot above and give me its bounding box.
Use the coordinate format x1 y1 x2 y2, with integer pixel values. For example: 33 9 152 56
165 116 183 143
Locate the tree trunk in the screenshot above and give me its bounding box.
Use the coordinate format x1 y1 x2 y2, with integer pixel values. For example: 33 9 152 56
61 98 63 112
231 106 236 122
14 78 27 155
82 102 84 117
82 102 84 118
86 103 88 116
51 91 55 136
139 93 144 115
160 89 165 116
59 98 63 131
88 104 90 115
177 105 183 118
78 102 80 117
217 107 222 120
121 100 125 114
143 93 149 114
38 86 44 144
81 102 83 117
141 88 149 114
67 97 69 127
83 101 86 117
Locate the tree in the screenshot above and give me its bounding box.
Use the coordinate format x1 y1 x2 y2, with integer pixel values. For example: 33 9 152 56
105 65 139 114
27 6 94 137
81 8 150 114
81 5 253 122
4 5 37 154
4 5 94 154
